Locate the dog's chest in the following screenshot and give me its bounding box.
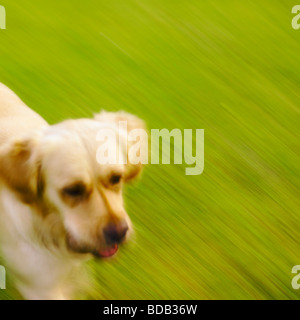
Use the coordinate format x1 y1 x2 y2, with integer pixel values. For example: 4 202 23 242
0 187 74 289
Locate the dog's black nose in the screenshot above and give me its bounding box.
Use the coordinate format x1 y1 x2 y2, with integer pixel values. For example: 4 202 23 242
103 221 129 244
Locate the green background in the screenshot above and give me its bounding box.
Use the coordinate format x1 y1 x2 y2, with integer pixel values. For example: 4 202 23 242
0 0 299 299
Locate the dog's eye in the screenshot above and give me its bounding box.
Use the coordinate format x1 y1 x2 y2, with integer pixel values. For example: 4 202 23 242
109 174 122 185
63 184 86 198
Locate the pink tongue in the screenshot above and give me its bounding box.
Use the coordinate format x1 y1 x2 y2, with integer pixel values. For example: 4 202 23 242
98 243 118 257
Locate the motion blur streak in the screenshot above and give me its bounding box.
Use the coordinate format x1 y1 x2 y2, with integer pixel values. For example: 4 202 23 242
0 1 299 299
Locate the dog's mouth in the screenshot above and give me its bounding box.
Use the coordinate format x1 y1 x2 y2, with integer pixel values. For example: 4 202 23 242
94 243 119 258
66 233 119 258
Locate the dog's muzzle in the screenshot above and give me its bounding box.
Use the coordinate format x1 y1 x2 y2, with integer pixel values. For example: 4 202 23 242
66 220 129 258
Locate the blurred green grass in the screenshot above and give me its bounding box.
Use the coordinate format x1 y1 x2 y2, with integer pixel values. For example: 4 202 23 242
0 0 300 299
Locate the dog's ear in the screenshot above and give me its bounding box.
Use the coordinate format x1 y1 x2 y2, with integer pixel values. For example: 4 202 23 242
94 111 147 181
0 136 42 203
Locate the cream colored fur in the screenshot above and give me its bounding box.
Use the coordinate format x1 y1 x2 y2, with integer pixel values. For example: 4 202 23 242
0 83 145 300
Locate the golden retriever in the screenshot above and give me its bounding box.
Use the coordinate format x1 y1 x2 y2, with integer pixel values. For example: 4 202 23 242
0 83 145 300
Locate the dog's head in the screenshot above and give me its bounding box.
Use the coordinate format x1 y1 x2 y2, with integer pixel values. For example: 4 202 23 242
0 111 146 258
